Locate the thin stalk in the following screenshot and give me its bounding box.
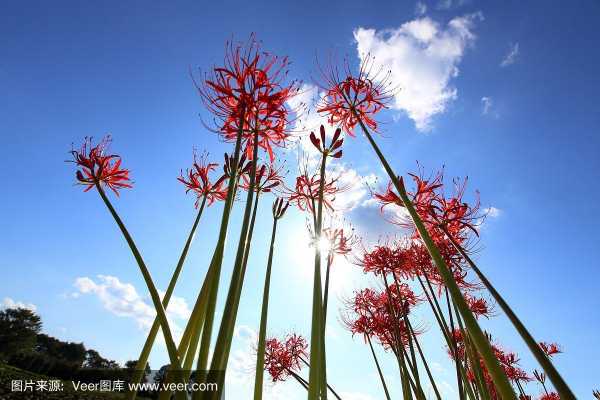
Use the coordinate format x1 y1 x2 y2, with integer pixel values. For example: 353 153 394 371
253 217 279 400
389 275 423 398
445 288 466 400
381 275 419 400
404 313 442 400
94 183 185 400
441 226 576 400
355 115 516 399
193 111 245 383
366 335 392 400
307 154 327 400
323 255 333 326
203 128 261 399
127 195 207 400
300 358 342 400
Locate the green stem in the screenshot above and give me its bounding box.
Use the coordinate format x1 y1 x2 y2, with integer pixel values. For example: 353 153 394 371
441 227 576 400
355 117 516 400
366 335 391 400
253 217 279 400
127 195 207 399
202 128 261 399
192 112 245 387
94 183 185 400
307 154 327 400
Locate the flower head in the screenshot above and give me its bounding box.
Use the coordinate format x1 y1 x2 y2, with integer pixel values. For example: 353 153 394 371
196 35 298 161
539 342 562 358
264 333 308 382
539 393 560 400
317 57 394 136
178 152 227 207
343 285 421 351
287 167 347 214
69 135 132 196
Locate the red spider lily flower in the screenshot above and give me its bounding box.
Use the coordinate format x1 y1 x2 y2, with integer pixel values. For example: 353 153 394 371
373 169 443 228
373 165 483 249
264 333 308 382
317 57 394 136
69 136 132 196
464 294 495 319
240 162 285 193
177 152 228 207
539 393 560 400
320 226 359 261
343 286 421 351
195 35 299 161
539 342 562 358
287 169 347 214
309 125 344 159
450 330 531 399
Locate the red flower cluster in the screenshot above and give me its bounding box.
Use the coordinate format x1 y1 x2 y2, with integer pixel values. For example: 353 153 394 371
374 167 482 246
450 330 532 399
538 342 562 358
197 35 298 161
344 285 420 351
539 393 560 400
178 152 228 207
320 226 358 261
464 294 495 319
317 59 393 135
264 333 308 382
70 136 132 196
287 169 346 214
357 239 475 293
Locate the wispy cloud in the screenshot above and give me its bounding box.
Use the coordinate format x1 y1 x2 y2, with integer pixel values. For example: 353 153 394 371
72 275 190 333
353 13 482 131
483 206 502 218
500 42 519 67
1 297 37 311
415 1 427 16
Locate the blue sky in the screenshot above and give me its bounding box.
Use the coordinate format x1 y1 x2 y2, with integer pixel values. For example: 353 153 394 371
1 0 599 398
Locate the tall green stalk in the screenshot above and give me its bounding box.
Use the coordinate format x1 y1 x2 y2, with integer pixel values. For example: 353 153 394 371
253 199 288 400
354 116 517 400
94 183 186 400
366 335 391 400
442 227 576 399
307 154 328 400
185 113 245 388
127 195 207 400
201 129 261 400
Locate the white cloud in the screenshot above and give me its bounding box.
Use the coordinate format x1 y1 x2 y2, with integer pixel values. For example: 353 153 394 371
415 1 427 15
1 297 37 311
436 0 453 9
354 13 482 131
436 0 468 9
72 275 190 335
500 42 519 67
329 164 379 213
483 206 501 218
481 96 493 115
286 83 344 165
